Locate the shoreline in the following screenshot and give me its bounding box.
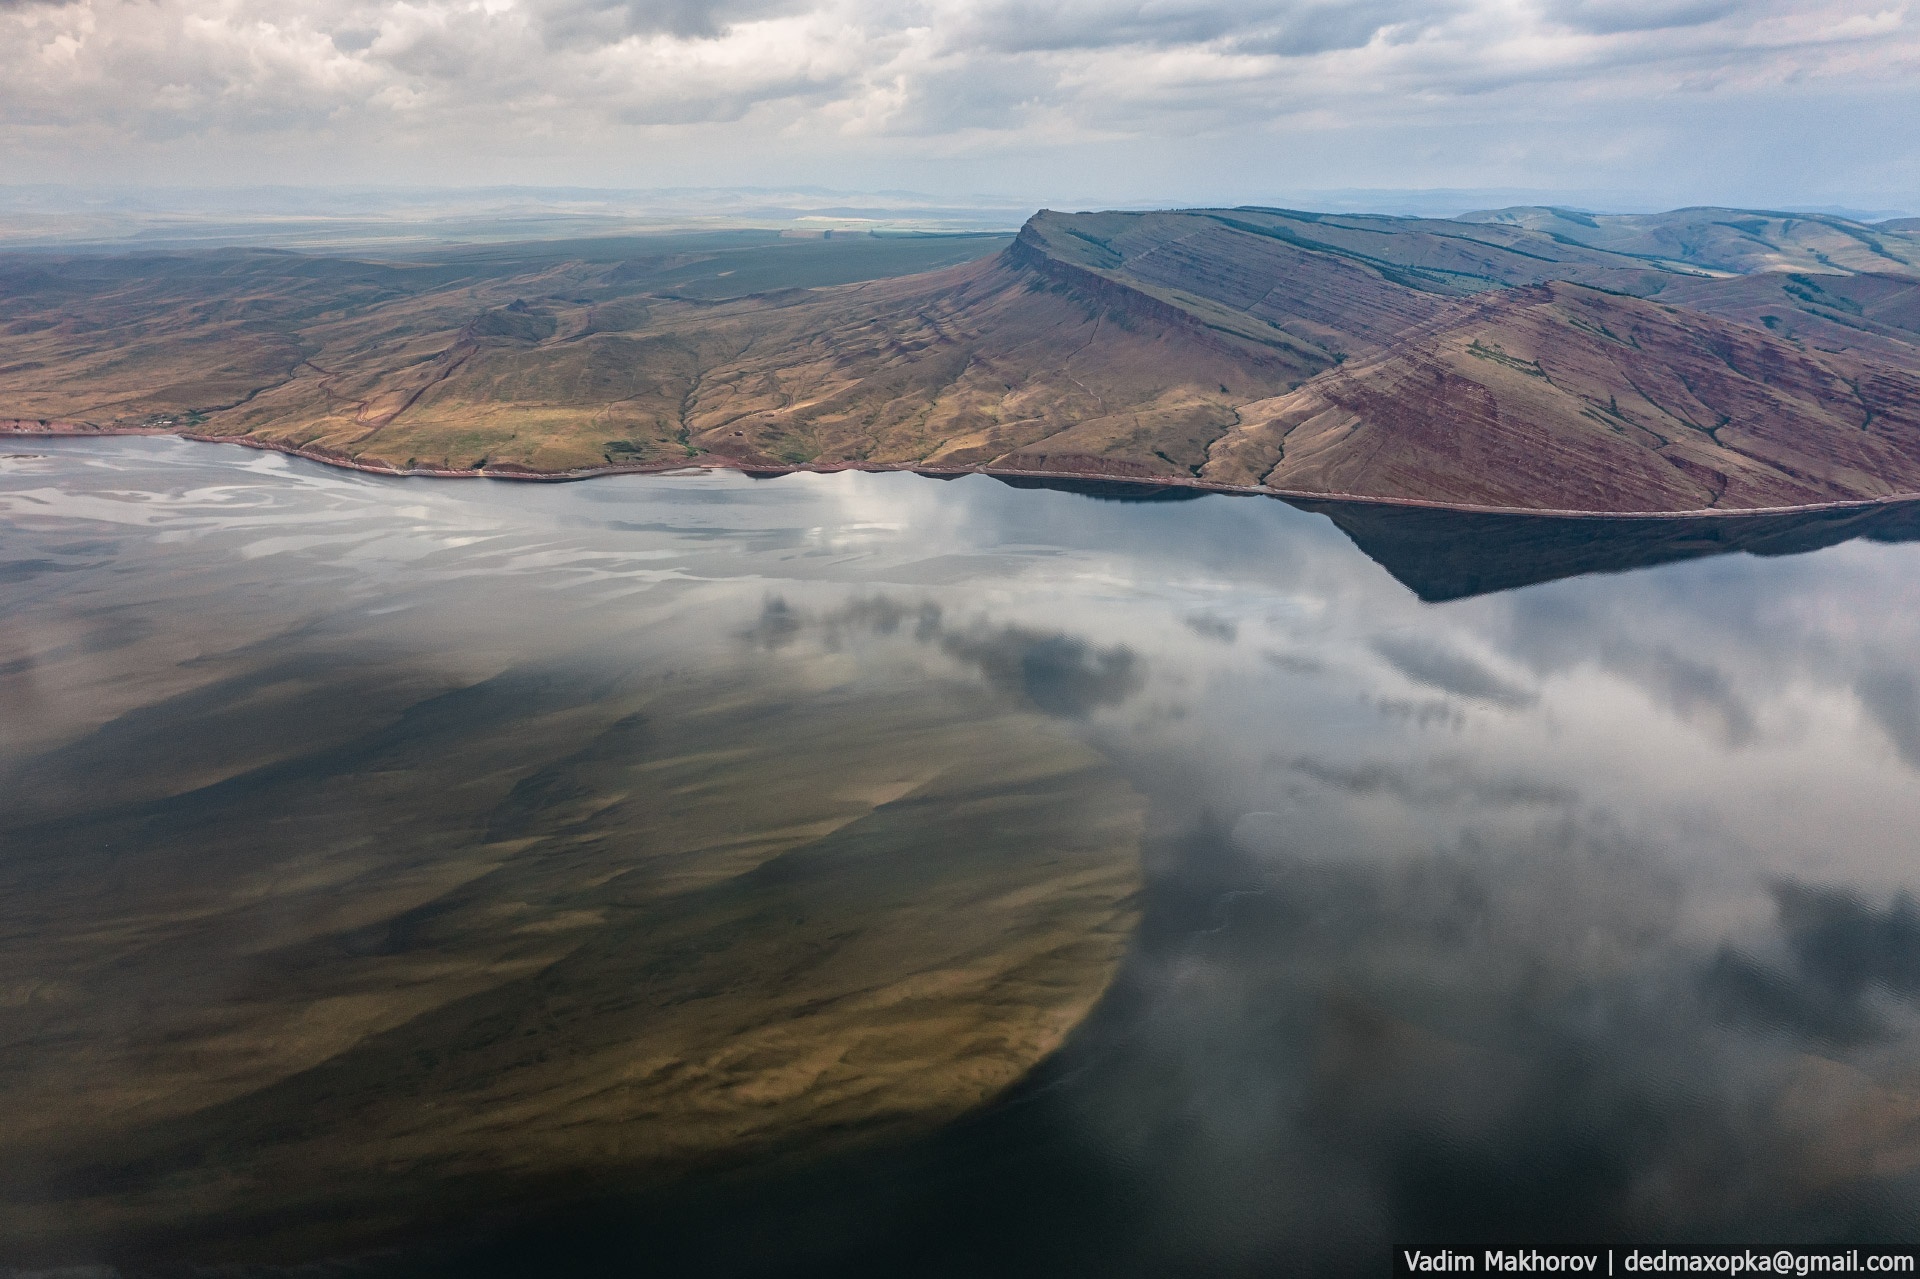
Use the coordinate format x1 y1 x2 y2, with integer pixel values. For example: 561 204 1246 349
7 420 1920 522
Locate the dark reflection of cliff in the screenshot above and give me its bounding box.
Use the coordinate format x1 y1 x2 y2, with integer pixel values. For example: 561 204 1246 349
987 474 1210 503
1297 498 1920 601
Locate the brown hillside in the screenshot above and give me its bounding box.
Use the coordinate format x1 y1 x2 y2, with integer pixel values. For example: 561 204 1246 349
198 248 1311 480
1653 270 1920 366
1204 281 1920 511
6 209 1920 511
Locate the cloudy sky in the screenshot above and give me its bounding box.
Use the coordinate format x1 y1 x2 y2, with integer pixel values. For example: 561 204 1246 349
2 0 1916 211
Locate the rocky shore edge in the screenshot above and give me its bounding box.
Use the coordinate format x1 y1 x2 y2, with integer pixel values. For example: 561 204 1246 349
7 418 1920 522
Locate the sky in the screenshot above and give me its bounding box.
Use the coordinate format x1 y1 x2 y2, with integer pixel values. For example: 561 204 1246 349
2 0 1917 213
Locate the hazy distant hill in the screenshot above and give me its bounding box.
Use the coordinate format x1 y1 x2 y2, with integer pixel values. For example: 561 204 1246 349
6 206 1920 512
1455 206 1920 277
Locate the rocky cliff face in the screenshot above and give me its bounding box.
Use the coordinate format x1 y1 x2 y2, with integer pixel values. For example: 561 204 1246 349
999 207 1920 510
5 207 1920 512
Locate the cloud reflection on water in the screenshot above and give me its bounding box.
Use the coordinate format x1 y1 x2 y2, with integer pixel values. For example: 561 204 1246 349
6 439 1920 1269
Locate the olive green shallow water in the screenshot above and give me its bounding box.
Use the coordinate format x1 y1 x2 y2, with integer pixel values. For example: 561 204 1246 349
0 442 1143 1261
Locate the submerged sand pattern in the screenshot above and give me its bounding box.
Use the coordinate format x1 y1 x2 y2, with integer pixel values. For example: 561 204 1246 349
0 466 1144 1262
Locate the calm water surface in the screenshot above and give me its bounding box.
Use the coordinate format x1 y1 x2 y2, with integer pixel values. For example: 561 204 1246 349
4 438 1920 1274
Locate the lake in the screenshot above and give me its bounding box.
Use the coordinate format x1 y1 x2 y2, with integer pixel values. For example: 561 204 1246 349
5 437 1920 1274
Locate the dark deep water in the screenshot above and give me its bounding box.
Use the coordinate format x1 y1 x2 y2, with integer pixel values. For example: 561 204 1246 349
6 439 1920 1275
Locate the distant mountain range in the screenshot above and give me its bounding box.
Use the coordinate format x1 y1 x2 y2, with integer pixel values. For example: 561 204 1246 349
6 205 1920 513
